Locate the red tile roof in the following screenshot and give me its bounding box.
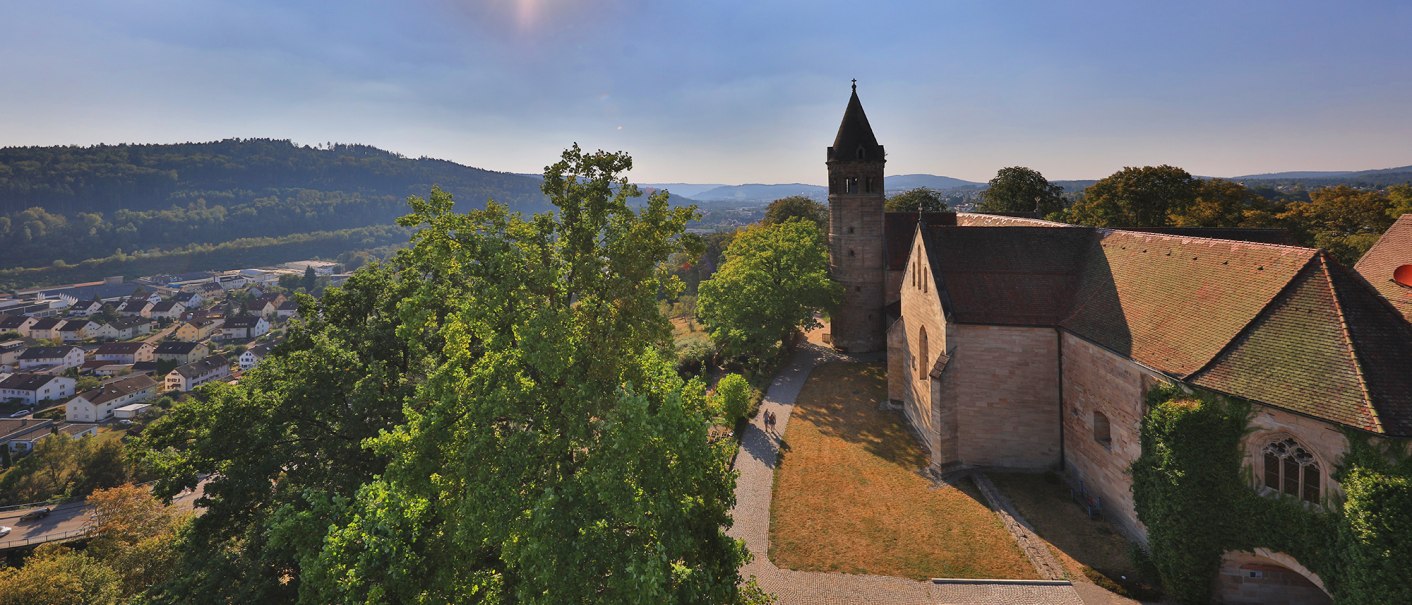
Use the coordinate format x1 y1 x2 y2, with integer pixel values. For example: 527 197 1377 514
1353 214 1412 323
918 215 1412 436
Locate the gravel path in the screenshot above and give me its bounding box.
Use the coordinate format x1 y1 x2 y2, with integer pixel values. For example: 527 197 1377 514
727 343 1084 605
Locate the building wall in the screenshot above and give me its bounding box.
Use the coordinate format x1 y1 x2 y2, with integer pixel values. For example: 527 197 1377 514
1243 404 1351 504
1061 332 1153 542
896 237 949 463
941 324 1061 469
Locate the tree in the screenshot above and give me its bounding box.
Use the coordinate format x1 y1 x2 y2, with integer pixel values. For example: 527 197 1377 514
277 273 301 291
976 167 1064 216
303 147 747 603
0 543 123 605
1387 183 1412 218
1169 178 1280 228
708 373 754 424
884 187 949 212
140 147 752 603
86 484 188 595
1276 185 1395 265
697 220 840 362
137 263 421 603
1065 165 1198 228
762 195 827 232
301 265 317 292
0 433 131 505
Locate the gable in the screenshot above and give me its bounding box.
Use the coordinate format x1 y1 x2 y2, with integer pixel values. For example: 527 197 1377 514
1353 214 1412 323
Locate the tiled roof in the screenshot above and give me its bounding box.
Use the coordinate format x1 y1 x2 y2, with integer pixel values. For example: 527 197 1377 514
154 341 200 355
923 226 1089 326
95 342 148 355
1062 230 1314 377
173 355 229 379
224 315 261 329
0 373 60 391
1353 214 1412 323
0 418 52 440
1126 227 1299 246
19 346 79 360
0 315 31 330
75 374 157 406
29 317 62 330
828 85 884 163
150 300 182 312
883 212 955 270
919 217 1412 436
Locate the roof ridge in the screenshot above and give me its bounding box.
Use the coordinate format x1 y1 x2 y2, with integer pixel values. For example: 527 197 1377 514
1096 226 1318 254
1318 251 1384 433
1185 253 1323 381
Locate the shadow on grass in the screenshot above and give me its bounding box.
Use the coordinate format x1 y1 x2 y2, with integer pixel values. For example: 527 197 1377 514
789 361 922 468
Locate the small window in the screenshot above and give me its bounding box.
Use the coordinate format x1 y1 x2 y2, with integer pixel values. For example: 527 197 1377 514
917 326 929 380
847 226 854 234
855 286 861 292
856 147 864 159
1093 411 1111 448
848 249 855 257
865 177 873 193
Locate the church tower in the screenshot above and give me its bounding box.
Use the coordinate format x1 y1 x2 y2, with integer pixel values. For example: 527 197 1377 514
826 81 886 352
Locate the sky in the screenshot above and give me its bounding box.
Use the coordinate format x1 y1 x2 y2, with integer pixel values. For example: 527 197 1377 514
1 1 1410 184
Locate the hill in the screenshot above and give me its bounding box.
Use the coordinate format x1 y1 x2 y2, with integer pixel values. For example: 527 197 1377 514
1232 165 1412 189
0 139 559 288
885 174 984 191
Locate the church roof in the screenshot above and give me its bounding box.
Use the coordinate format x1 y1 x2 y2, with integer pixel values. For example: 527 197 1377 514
883 212 955 270
828 84 885 163
918 216 1412 436
1353 214 1412 323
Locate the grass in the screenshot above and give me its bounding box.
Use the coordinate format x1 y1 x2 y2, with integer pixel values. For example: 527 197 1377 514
769 362 1038 580
989 472 1163 601
670 316 711 348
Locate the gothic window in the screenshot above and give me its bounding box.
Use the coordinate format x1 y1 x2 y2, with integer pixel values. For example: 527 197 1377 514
1261 437 1321 503
917 326 929 380
1093 411 1111 449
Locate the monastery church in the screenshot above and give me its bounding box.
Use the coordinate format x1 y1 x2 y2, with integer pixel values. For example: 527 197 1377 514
824 84 1412 604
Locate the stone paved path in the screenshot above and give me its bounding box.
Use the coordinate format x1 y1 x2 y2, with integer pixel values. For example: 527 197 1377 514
728 343 1084 605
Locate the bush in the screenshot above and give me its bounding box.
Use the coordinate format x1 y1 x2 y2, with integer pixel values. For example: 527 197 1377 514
709 374 753 424
675 340 715 376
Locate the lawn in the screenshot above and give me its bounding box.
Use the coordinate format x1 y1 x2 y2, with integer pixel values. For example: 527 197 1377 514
988 472 1163 600
769 362 1037 580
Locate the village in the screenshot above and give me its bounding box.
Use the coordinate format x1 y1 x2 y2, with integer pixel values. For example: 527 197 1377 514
0 260 344 460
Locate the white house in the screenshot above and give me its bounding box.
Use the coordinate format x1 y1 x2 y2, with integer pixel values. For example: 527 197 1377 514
239 343 273 371
93 342 156 365
93 317 153 340
18 346 85 371
0 373 76 406
275 300 299 320
0 340 25 369
0 315 38 337
165 355 230 393
69 299 106 317
65 374 159 423
27 317 64 341
221 315 270 340
117 299 153 317
147 300 187 320
57 319 97 342
172 291 204 309
217 275 248 290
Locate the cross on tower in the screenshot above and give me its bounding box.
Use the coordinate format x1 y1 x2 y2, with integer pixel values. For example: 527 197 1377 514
851 78 857 92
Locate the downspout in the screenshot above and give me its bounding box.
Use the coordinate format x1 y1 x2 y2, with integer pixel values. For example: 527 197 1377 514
1056 327 1066 473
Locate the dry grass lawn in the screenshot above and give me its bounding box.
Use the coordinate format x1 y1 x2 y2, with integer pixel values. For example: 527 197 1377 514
769 362 1037 580
989 472 1162 600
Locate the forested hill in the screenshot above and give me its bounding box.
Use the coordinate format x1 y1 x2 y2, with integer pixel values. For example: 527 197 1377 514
0 140 560 288
0 139 549 215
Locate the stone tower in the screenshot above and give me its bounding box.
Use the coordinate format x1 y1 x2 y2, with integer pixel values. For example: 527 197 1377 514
826 81 886 352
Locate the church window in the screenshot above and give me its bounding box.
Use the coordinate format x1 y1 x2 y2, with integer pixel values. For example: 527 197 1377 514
865 177 873 193
1093 411 1112 449
917 326 929 380
1261 437 1321 504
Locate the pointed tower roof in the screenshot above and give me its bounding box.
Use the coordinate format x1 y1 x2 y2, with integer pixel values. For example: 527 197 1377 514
829 80 885 163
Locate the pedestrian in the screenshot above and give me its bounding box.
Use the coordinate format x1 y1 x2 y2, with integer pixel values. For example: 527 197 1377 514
764 410 776 435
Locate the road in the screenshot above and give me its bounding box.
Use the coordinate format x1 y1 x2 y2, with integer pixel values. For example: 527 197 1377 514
0 480 207 550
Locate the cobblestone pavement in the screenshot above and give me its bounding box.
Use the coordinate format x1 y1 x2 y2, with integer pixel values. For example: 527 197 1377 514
728 343 1084 605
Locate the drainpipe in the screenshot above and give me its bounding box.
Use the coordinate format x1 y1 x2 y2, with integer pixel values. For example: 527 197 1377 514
1056 327 1065 473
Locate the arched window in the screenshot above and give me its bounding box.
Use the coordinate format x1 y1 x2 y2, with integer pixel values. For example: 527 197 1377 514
1093 411 1111 449
865 177 873 193
1262 437 1321 503
917 326 929 380
856 147 864 159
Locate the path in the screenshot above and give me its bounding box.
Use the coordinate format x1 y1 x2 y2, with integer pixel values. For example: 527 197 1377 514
728 342 1083 605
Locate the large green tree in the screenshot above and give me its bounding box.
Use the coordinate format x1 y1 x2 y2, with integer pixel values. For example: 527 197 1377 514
303 146 748 603
762 195 827 232
1168 178 1281 228
884 187 949 212
976 167 1064 216
1066 165 1198 228
697 220 840 362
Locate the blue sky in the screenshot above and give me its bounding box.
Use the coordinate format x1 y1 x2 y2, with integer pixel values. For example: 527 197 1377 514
2 1 1410 184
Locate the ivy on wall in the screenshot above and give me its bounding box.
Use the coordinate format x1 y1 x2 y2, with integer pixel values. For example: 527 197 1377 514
1130 384 1412 605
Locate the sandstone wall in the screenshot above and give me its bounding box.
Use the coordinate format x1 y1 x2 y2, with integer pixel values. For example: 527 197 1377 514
941 324 1061 469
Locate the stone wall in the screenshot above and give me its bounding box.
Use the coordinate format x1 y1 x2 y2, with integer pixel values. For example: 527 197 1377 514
1061 332 1154 542
1216 550 1331 605
827 161 886 353
941 324 1061 469
1243 405 1350 503
897 240 947 461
